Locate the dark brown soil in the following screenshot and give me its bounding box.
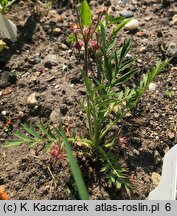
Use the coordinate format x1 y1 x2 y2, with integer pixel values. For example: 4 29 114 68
0 0 177 200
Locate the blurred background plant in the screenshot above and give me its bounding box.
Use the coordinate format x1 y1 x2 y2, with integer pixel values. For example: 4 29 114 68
67 0 169 191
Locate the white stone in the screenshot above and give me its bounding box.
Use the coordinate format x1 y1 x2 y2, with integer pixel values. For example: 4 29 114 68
148 82 157 91
1 110 7 115
124 19 139 31
27 92 38 108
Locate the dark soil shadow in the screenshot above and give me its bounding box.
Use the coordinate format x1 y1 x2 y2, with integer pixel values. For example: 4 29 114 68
0 15 37 68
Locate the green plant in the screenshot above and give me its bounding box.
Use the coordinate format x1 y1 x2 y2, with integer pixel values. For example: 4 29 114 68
6 0 169 197
69 0 169 190
0 0 16 13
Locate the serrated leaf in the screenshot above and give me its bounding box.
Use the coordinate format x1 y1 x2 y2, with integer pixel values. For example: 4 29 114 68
81 0 91 27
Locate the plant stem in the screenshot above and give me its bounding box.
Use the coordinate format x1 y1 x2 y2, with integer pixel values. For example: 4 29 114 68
83 41 93 139
84 41 88 76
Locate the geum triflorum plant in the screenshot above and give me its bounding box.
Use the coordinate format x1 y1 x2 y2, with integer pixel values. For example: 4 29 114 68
6 0 169 196
68 0 169 190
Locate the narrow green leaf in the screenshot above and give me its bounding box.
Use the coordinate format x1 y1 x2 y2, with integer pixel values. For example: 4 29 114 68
81 0 91 27
111 18 132 38
61 128 89 200
119 39 131 64
112 69 137 86
22 123 45 141
108 16 125 25
36 123 56 141
5 140 24 147
14 131 33 142
28 141 40 148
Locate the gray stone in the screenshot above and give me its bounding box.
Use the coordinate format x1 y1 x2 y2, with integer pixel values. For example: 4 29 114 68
44 54 58 68
121 0 131 4
120 10 134 18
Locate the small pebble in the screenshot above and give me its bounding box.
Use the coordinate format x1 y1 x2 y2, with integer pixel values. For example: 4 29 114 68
172 14 177 25
120 10 134 18
27 92 38 108
155 136 159 140
139 46 147 53
125 53 133 59
49 110 61 125
168 131 175 140
144 16 152 21
167 43 177 57
18 111 25 119
53 27 61 35
148 82 157 91
35 53 41 64
1 110 7 116
124 19 139 31
60 43 68 50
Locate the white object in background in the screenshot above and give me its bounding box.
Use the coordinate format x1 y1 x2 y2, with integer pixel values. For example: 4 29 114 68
124 19 139 31
0 13 17 42
148 144 177 200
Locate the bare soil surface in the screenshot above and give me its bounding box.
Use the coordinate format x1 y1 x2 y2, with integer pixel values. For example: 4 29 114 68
0 0 177 200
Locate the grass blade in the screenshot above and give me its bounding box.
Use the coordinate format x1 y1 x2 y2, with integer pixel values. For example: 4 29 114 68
61 128 89 200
